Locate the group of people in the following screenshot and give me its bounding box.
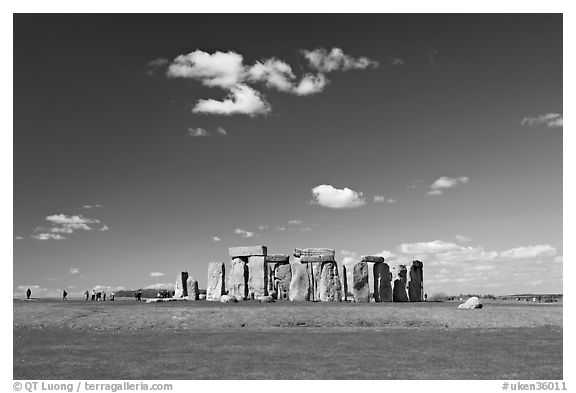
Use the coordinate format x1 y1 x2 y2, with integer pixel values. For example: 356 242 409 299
84 289 115 301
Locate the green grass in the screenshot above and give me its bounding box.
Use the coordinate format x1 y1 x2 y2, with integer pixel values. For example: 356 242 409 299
13 299 563 379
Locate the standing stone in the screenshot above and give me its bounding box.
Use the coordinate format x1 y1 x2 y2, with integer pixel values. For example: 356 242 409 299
289 262 310 301
274 263 292 300
300 253 335 301
186 276 199 300
174 271 189 298
373 262 392 302
341 265 348 301
318 261 342 302
266 254 290 294
392 265 409 302
408 260 424 302
352 262 369 302
228 257 248 301
248 255 268 299
206 262 225 301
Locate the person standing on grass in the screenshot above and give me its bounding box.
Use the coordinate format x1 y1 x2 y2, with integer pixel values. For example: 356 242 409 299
84 290 89 301
26 288 31 299
110 291 115 301
63 290 67 300
137 289 142 301
102 291 106 301
91 289 96 301
424 293 428 302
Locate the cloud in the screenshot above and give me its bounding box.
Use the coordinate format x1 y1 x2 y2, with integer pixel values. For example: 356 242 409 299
215 127 227 136
390 57 405 66
145 282 176 290
374 195 396 204
45 214 100 233
500 245 557 260
31 233 65 240
288 220 303 225
81 204 103 209
248 58 295 92
193 84 271 117
427 176 470 196
146 58 169 75
399 240 462 254
521 113 563 128
257 225 269 230
188 127 209 137
167 50 245 89
301 48 378 72
311 184 365 209
150 272 164 277
212 236 222 242
275 226 287 231
99 225 109 231
455 234 471 243
292 73 328 96
234 228 255 238
69 268 80 274
14 236 24 240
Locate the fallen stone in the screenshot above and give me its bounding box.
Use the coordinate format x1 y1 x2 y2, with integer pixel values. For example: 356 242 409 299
373 262 392 302
408 260 424 302
146 298 162 303
289 262 310 301
318 261 342 302
293 248 335 258
352 262 370 302
258 295 274 303
186 276 200 300
220 295 238 303
229 246 267 257
361 256 385 263
458 297 483 309
206 262 225 301
248 255 268 298
266 254 290 263
228 257 248 300
392 265 409 302
301 254 335 263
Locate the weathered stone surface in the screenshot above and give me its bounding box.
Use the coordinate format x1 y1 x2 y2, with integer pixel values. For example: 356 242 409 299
228 257 248 300
274 263 292 300
289 262 310 301
392 265 409 302
318 261 342 302
266 254 290 263
408 260 424 302
373 263 392 302
293 248 335 258
301 254 335 263
186 276 200 300
199 294 206 300
229 246 267 258
352 262 370 302
248 255 267 299
174 272 189 298
258 295 274 303
361 256 385 263
458 296 483 309
341 265 348 301
220 294 237 303
206 262 225 301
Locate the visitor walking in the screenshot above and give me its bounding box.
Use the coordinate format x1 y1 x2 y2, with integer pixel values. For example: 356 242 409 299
84 290 89 301
137 289 142 301
91 289 96 301
63 290 67 300
102 291 106 301
26 288 31 299
110 291 115 301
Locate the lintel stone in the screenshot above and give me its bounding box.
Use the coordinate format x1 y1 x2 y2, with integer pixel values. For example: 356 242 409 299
266 254 290 263
293 248 335 258
361 256 385 263
301 254 335 263
229 246 267 258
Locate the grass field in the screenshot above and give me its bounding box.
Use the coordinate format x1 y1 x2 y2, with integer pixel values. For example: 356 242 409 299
13 299 563 379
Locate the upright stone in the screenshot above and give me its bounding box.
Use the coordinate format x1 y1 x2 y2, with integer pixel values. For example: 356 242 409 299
352 262 369 302
228 257 248 300
206 262 225 301
341 265 348 301
289 262 310 301
186 276 200 300
266 254 290 294
274 263 292 300
318 261 342 302
174 271 189 298
392 265 409 302
373 262 392 302
299 251 335 301
408 260 424 302
248 255 267 299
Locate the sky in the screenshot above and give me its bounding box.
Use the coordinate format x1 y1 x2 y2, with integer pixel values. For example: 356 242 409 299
13 14 563 298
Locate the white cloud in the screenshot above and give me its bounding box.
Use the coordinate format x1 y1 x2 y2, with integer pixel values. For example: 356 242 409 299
69 268 80 274
193 84 271 117
302 48 379 72
234 228 255 238
374 195 396 204
521 113 563 128
500 245 557 260
31 233 65 240
81 204 103 209
167 50 245 89
45 214 100 233
288 220 303 225
248 58 295 92
455 234 471 243
212 236 222 242
257 225 269 230
292 73 328 96
427 176 470 196
399 240 461 254
554 255 563 264
188 127 209 137
145 282 176 290
275 226 287 231
150 272 164 277
99 225 109 231
311 184 365 209
216 127 227 136
14 236 24 240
